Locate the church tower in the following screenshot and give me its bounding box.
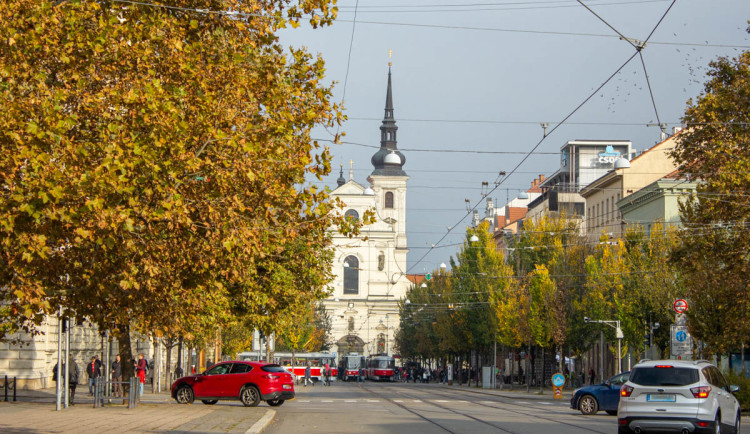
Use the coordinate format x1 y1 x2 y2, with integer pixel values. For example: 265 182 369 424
325 64 410 359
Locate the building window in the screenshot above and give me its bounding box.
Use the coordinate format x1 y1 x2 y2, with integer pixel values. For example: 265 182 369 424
385 191 394 209
606 198 609 224
345 209 359 222
344 256 359 295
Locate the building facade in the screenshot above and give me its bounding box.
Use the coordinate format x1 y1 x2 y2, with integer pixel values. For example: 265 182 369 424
324 67 410 358
580 133 680 240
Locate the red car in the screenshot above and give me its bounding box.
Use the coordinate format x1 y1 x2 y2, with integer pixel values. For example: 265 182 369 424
171 361 294 407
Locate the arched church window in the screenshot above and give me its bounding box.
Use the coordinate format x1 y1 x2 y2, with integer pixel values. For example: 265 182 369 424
385 192 394 209
345 209 359 221
344 256 359 295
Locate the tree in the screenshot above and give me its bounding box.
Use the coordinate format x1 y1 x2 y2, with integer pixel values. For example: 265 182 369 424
0 0 348 375
669 38 750 354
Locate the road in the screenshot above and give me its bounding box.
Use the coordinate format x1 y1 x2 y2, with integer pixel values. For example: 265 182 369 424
264 381 617 434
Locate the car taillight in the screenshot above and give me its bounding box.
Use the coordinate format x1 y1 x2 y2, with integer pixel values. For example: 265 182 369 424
618 419 628 426
696 421 710 428
263 374 280 380
690 386 711 398
620 385 634 397
655 365 673 368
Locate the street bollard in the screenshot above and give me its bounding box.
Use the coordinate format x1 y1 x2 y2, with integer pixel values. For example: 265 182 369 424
13 377 16 402
4 375 7 402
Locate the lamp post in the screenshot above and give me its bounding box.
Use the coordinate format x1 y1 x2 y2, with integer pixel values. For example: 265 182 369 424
584 317 624 375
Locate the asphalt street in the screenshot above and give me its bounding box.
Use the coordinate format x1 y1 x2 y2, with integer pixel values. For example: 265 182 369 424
265 381 618 434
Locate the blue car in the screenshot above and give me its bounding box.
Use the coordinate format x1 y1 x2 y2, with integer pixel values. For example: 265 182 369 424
570 371 630 415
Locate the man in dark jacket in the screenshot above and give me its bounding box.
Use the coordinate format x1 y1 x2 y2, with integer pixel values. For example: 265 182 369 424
68 357 80 404
111 354 122 397
86 356 102 395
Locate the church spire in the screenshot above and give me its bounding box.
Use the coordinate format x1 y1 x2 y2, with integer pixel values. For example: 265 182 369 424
370 59 406 177
336 163 346 187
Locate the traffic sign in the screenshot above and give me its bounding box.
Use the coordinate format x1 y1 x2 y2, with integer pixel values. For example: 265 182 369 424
673 299 688 314
552 373 566 387
671 325 692 358
425 273 432 281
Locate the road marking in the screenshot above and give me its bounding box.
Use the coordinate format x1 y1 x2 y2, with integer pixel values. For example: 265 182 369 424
412 400 422 403
299 400 311 403
393 400 404 403
539 401 551 405
458 400 468 403
345 400 357 403
435 400 450 403
321 400 333 403
367 399 380 403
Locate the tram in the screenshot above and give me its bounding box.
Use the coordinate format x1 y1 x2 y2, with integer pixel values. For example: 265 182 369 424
237 351 337 382
365 354 396 381
340 353 366 381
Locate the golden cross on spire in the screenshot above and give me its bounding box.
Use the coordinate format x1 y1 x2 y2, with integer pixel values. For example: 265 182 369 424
388 49 392 67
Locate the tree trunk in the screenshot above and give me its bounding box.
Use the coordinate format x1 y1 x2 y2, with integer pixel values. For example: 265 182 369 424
117 324 135 393
539 347 544 394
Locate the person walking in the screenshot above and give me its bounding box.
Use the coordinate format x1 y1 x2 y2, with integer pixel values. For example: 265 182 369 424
67 357 79 405
111 354 122 397
86 356 102 395
135 353 148 399
304 364 311 387
588 367 596 385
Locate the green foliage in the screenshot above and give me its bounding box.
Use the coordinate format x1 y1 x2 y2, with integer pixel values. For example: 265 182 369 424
723 369 750 411
670 39 750 354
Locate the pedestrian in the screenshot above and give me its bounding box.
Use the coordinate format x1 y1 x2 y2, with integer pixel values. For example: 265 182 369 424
68 357 79 405
86 356 102 395
588 368 596 385
358 367 363 383
111 354 122 397
135 353 148 399
304 364 311 387
324 363 330 386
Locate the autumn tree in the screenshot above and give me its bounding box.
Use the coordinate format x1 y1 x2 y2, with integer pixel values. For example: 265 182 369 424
669 38 750 354
0 0 348 376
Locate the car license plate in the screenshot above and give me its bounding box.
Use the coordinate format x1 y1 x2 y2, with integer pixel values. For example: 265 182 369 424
647 394 676 402
283 384 292 390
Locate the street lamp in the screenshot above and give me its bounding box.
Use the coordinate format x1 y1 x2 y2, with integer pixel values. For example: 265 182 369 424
584 317 624 374
469 234 479 243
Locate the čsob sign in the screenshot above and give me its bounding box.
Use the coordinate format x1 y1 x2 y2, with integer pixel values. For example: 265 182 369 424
598 145 621 164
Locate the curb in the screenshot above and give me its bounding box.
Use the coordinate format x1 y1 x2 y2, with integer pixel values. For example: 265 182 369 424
244 409 276 434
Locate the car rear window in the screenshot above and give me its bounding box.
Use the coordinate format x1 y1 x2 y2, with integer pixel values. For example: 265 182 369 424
261 364 288 373
630 367 699 386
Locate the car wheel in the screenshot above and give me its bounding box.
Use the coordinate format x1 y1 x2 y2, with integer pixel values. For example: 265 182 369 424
240 386 260 407
606 410 618 416
579 395 599 415
201 399 218 405
175 385 194 404
734 411 741 434
267 399 284 407
714 413 721 434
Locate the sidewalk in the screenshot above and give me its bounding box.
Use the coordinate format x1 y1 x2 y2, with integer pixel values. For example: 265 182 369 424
0 387 276 433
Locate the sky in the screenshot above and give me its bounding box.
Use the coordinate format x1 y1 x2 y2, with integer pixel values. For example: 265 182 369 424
279 0 750 273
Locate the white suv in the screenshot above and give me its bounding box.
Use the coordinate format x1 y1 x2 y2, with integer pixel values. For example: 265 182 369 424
618 359 741 434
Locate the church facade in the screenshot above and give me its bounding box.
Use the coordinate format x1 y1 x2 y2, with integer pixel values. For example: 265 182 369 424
325 67 410 358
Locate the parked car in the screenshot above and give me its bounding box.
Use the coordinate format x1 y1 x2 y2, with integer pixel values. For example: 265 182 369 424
618 359 741 434
171 361 294 407
571 371 630 415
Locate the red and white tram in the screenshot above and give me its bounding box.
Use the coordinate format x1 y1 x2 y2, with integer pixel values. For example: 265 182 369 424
238 351 337 382
340 353 366 381
365 354 395 381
